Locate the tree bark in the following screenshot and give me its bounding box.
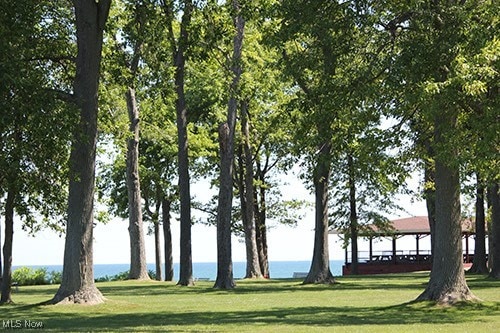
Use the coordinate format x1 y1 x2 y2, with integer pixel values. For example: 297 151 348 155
215 123 236 289
254 173 270 278
214 0 245 289
0 199 2 285
51 0 110 305
162 198 174 281
304 142 335 284
469 174 488 274
423 143 436 261
170 1 194 287
347 154 359 275
1 189 15 304
416 109 476 304
126 87 149 280
488 183 500 278
241 102 262 279
154 218 162 281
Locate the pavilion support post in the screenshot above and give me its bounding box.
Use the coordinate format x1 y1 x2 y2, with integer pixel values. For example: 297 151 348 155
465 234 470 263
392 237 397 264
416 235 420 262
369 237 373 262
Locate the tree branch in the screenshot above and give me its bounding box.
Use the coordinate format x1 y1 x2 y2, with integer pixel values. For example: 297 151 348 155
45 88 75 104
282 49 312 96
26 55 76 63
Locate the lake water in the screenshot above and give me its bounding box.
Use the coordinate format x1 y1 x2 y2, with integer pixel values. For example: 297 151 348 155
14 260 344 281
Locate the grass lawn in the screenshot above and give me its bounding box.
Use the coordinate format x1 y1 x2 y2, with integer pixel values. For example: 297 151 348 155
1 272 499 332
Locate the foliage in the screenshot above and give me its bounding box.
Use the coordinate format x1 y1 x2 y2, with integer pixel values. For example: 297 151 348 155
383 0 499 183
0 0 74 234
94 270 156 282
12 267 47 286
97 0 219 225
11 267 61 285
273 1 409 238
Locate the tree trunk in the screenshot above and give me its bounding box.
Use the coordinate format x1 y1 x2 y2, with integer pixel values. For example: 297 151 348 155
215 123 236 289
469 174 488 274
241 102 262 279
416 109 476 304
154 219 162 281
126 87 149 280
162 198 174 281
172 2 194 287
214 0 245 289
51 0 110 305
347 154 359 275
423 145 436 261
254 175 270 278
304 142 335 284
1 189 15 304
0 199 2 285
488 183 500 278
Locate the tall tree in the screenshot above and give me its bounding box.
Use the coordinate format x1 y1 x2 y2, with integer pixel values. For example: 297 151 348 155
469 174 488 274
51 0 111 305
379 0 497 303
194 9 300 279
275 0 396 283
126 85 149 280
416 105 475 303
305 139 335 284
240 16 299 279
162 0 195 286
489 184 500 278
0 0 73 304
275 1 340 284
238 100 263 279
122 1 150 281
214 0 245 289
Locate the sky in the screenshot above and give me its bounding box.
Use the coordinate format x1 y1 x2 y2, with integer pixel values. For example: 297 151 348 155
8 169 431 267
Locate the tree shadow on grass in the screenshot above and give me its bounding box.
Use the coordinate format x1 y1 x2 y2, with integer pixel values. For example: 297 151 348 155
79 273 494 297
95 280 335 297
3 300 499 332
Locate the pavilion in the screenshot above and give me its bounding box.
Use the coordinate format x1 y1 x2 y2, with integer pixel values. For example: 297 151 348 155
331 216 478 275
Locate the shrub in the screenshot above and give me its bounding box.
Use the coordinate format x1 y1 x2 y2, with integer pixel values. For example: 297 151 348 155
48 270 62 284
95 275 112 283
95 270 157 283
95 271 129 283
12 267 48 285
111 270 130 281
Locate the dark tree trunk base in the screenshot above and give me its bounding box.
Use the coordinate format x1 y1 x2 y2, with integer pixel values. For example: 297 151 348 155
213 279 236 289
467 264 489 275
303 271 336 285
128 275 150 281
416 283 478 305
177 279 195 287
50 286 105 305
244 272 264 279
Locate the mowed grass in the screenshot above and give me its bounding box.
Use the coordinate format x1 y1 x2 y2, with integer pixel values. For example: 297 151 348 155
1 272 499 332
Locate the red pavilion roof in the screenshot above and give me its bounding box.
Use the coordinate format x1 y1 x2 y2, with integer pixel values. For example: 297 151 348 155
330 216 475 236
